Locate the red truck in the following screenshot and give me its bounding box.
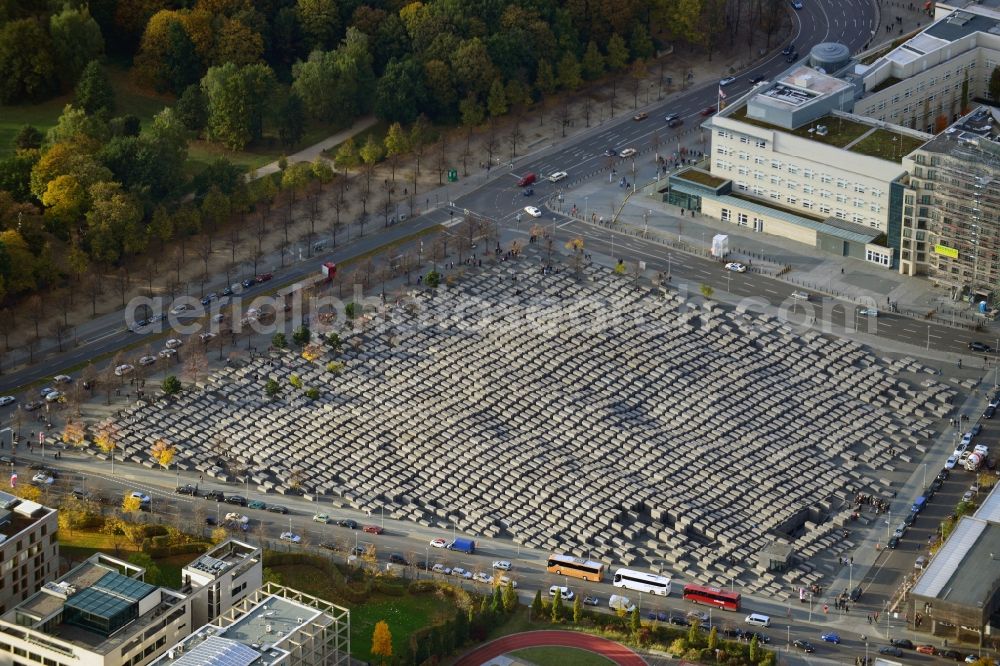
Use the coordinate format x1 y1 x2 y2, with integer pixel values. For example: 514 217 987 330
321 261 337 282
517 173 536 187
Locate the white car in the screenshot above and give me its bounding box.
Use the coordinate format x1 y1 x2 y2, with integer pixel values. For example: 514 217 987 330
199 332 217 343
791 291 810 301
492 560 512 571
430 538 447 548
473 572 493 584
138 356 156 367
129 491 151 504
720 76 737 86
945 456 958 470
431 563 451 575
159 348 177 358
165 338 184 349
0 396 14 406
44 390 62 402
620 148 637 158
725 262 747 273
170 303 193 315
225 512 249 525
549 585 574 600
279 532 301 544
548 171 568 182
857 308 879 317
451 567 473 579
114 364 134 376
524 206 542 218
53 374 72 384
31 473 54 485
963 490 976 502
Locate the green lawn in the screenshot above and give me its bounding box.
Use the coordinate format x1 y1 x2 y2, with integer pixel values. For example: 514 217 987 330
510 647 614 666
350 593 454 663
0 95 69 158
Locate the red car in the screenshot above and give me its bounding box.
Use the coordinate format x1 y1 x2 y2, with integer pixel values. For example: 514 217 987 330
915 645 936 655
700 106 716 116
362 525 384 534
256 272 273 282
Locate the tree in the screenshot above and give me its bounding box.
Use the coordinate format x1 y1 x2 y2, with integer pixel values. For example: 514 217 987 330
176 84 208 133
74 60 115 118
557 52 583 92
359 134 383 196
551 587 563 622
581 41 605 81
265 378 281 397
700 283 714 299
150 438 176 469
687 618 701 644
526 588 543 619
384 122 409 185
292 325 311 346
272 332 287 348
503 580 518 613
374 57 427 123
202 62 277 150
630 607 641 634
606 33 629 71
298 0 340 51
122 493 142 516
127 552 163 586
162 375 182 395
13 125 43 151
990 67 1000 102
50 6 104 90
276 90 306 148
572 594 582 623
0 18 57 103
487 78 508 118
708 626 719 650
334 137 358 174
535 59 556 98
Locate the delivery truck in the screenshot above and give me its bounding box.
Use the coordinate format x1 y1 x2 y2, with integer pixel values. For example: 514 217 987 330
448 537 476 554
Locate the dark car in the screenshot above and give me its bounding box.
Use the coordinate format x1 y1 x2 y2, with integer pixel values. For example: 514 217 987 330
28 462 48 470
879 646 903 657
583 595 599 606
522 188 534 196
205 490 226 502
793 640 815 653
749 75 766 85
850 585 863 601
23 401 42 411
221 285 234 297
972 423 983 436
225 495 248 507
890 638 915 649
267 505 288 514
337 519 358 529
782 44 795 55
785 52 798 62
970 341 992 352
319 541 339 551
667 118 683 128
241 278 256 288
940 649 963 660
205 516 217 526
986 406 996 419
937 469 949 481
388 553 408 565
256 272 273 282
887 536 900 549
0 455 13 465
351 546 365 556
925 483 938 497
603 148 617 157
700 106 716 116
723 627 743 639
175 484 199 496
904 510 917 526
414 560 431 570
743 631 769 644
668 615 688 626
664 113 680 123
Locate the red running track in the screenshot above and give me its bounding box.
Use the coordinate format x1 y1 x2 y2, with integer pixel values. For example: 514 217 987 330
453 630 647 666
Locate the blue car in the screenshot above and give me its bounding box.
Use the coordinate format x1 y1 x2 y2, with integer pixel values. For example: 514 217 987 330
821 632 841 644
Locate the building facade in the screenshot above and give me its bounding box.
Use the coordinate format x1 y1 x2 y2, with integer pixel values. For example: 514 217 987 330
0 492 58 616
899 107 1000 303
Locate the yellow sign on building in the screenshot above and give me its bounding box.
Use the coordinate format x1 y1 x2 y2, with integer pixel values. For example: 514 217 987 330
934 244 959 259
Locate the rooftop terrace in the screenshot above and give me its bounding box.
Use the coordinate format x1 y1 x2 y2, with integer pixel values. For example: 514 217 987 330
731 104 872 148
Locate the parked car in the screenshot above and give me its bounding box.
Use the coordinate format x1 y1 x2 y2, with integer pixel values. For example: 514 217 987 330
431 563 451 575
940 649 963 660
970 341 992 352
225 495 247 506
138 355 157 366
451 567 472 579
887 536 900 549
159 349 177 358
313 513 330 524
985 405 996 419
241 278 256 288
205 490 225 501
632 112 648 121
175 484 198 496
0 396 14 406
388 553 409 566
256 272 273 282
31 472 54 485
267 505 289 514
165 338 183 349
583 595 600 606
473 572 492 584
889 638 914 649
720 76 737 86
549 585 574 600
430 538 447 548
879 646 903 657
915 644 936 655
248 500 267 510
337 519 358 529
492 560 512 571
53 374 72 384
319 541 339 551
362 525 384 534
725 262 747 273
279 532 301 544
129 491 151 504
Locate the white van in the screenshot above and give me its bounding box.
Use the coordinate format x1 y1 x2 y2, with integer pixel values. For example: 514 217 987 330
745 613 771 627
609 594 636 612
791 291 810 301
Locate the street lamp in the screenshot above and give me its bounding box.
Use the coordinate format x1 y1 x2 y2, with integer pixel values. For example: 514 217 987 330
585 196 589 221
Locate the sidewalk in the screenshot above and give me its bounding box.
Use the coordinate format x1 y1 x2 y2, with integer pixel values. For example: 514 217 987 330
253 116 379 177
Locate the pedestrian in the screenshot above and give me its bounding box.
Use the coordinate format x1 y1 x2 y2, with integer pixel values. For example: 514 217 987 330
841 267 844 274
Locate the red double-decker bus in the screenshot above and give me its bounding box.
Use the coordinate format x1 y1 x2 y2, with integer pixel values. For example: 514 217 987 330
683 583 741 611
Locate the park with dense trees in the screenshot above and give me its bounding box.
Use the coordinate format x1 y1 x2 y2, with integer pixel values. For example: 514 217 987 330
0 0 790 367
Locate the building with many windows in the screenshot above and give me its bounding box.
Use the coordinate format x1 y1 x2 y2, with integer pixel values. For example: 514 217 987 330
899 107 1000 301
0 541 261 666
150 583 351 666
0 491 58 616
689 1 1000 272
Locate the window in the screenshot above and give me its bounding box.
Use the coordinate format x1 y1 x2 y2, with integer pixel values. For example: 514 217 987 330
820 190 831 199
737 213 748 226
770 175 781 185
854 198 865 208
866 248 891 266
787 165 799 175
752 186 764 196
737 166 748 176
803 168 814 179
754 171 764 181
802 200 814 210
755 139 766 148
754 156 765 165
739 151 749 161
721 208 731 222
787 181 798 190
835 210 847 220
836 179 847 189
819 204 831 214
736 181 748 191
740 136 750 144
836 193 847 203
803 184 814 194
770 159 782 169
820 174 832 184
854 183 867 193
786 196 798 205
770 191 781 200
852 214 865 224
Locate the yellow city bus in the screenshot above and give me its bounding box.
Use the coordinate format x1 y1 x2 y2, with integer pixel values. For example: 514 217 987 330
546 553 606 582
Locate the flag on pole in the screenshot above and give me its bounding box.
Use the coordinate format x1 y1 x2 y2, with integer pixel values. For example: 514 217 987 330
10 472 17 488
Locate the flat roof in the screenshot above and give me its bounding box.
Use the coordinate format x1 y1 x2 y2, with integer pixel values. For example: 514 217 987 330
912 106 1000 158
185 541 259 579
923 9 1000 43
0 492 55 545
911 517 1000 606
